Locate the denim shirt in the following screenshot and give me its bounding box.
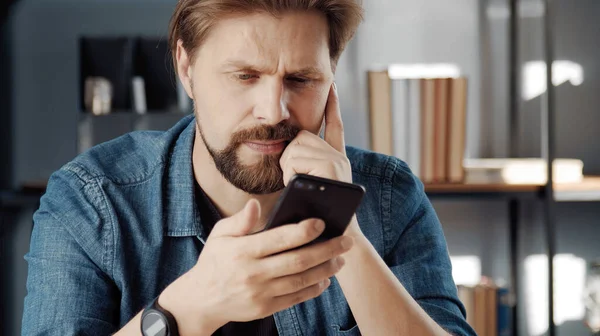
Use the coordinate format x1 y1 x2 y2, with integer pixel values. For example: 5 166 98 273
22 115 476 336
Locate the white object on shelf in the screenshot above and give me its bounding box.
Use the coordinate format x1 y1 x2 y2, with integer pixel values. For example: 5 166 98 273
463 158 584 184
132 76 147 115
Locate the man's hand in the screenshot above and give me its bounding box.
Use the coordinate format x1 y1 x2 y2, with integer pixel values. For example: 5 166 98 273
279 83 351 185
158 199 354 336
279 83 363 236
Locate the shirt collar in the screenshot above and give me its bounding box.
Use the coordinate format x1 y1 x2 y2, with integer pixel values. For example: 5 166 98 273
164 115 207 239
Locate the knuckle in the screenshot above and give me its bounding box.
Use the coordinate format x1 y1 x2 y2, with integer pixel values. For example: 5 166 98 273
291 275 308 291
248 289 263 304
292 293 306 306
292 255 309 271
241 270 259 286
336 157 349 170
231 245 246 261
301 223 316 240
329 244 342 259
309 284 323 298
330 120 344 131
274 230 292 251
330 257 343 273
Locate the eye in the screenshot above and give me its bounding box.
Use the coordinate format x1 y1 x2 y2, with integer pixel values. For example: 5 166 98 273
237 73 258 81
288 77 308 83
287 76 311 85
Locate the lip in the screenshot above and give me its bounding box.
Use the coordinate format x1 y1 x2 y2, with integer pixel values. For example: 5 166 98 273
244 140 287 154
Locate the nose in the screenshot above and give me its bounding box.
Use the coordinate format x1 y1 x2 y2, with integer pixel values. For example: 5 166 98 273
253 79 290 125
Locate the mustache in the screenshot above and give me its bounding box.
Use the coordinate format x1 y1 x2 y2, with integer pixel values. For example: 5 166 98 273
230 123 301 146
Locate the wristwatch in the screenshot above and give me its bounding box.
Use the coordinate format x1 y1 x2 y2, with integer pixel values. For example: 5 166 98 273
140 297 179 336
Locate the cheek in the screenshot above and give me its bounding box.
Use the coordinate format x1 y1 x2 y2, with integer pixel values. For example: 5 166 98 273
192 73 249 148
289 88 328 132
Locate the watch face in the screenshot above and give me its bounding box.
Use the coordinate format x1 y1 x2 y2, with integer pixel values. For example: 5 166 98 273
142 310 168 336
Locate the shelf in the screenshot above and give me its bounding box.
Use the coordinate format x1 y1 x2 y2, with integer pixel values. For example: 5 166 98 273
425 182 541 194
425 176 600 202
425 181 542 199
554 176 600 202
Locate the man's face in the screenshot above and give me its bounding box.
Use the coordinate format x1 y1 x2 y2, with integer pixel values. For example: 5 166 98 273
179 11 334 194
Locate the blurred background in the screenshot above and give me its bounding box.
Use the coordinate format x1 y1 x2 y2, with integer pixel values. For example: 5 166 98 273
2 0 600 335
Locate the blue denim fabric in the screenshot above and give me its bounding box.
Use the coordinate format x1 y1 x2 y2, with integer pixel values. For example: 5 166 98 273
22 115 476 336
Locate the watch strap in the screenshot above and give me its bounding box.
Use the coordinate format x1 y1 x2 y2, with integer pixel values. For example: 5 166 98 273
141 296 179 336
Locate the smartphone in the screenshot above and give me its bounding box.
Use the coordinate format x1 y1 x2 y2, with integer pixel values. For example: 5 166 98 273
263 174 366 242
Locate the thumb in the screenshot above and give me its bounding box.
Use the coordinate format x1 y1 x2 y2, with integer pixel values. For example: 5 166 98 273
211 199 260 237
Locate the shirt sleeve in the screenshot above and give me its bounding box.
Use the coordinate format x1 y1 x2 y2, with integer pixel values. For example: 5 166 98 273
385 161 477 336
22 166 120 335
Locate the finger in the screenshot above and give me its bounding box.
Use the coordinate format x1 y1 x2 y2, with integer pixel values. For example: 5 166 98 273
281 157 335 187
211 198 260 237
270 278 331 312
280 143 333 165
267 256 345 296
280 143 334 183
324 83 346 155
245 218 326 258
287 129 327 149
262 235 354 278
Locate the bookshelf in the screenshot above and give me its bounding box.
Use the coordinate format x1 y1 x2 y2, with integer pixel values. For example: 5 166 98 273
365 1 573 335
427 1 562 335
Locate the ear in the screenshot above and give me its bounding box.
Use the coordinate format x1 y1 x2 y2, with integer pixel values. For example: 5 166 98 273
176 39 194 99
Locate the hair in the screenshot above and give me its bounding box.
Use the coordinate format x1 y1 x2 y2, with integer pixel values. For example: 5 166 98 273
168 0 363 73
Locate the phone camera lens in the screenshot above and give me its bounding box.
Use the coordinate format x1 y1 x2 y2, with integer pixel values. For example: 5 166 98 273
307 184 315 190
295 181 305 189
319 186 325 191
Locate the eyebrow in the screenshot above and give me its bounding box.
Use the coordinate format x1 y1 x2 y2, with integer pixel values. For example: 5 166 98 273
222 59 325 78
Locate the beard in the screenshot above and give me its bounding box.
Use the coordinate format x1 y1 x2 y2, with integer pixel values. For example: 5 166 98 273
197 120 301 195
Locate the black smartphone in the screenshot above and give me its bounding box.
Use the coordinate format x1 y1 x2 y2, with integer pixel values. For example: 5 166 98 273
263 174 366 242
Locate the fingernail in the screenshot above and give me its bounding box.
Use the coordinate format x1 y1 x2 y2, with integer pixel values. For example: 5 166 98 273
314 220 325 233
340 236 354 250
332 81 338 92
322 278 331 289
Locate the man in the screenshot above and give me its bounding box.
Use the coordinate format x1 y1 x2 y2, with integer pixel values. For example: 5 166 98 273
22 1 476 335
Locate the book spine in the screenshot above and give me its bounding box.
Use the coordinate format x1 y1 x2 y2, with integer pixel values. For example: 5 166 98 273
497 287 511 336
391 79 409 161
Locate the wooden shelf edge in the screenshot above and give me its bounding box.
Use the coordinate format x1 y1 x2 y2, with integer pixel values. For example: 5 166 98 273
554 176 600 202
425 176 600 200
424 182 541 194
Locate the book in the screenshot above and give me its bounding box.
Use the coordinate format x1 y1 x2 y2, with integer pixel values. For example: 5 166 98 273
485 283 498 336
407 78 422 176
367 69 468 183
421 78 436 182
497 287 511 336
367 70 394 156
458 285 476 327
457 280 511 336
447 77 468 182
391 79 409 160
433 78 450 182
